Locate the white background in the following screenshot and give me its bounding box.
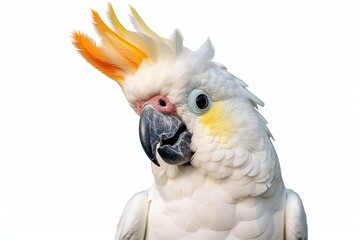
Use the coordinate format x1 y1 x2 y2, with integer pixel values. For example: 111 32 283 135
1 0 359 239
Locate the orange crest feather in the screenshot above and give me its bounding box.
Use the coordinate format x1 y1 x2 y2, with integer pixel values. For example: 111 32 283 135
73 5 156 84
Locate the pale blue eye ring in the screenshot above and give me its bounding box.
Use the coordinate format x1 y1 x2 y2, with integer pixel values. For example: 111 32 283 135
187 89 212 114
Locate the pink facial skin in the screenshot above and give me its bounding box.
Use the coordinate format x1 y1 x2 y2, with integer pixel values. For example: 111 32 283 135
136 95 176 115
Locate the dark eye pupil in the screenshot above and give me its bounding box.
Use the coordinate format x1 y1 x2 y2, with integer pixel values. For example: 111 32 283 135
195 94 208 109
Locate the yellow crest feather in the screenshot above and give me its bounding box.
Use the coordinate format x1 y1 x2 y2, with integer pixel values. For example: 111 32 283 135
129 6 167 44
107 4 128 36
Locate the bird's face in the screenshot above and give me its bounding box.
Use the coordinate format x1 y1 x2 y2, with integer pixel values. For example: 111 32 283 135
122 55 266 176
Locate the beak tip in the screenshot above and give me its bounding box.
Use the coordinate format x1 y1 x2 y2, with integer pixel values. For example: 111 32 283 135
152 157 160 167
141 146 160 167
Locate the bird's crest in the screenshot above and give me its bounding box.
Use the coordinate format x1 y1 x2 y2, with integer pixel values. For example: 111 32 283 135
73 4 179 85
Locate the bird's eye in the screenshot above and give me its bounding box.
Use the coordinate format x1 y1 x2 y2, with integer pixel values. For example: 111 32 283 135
188 89 212 114
195 94 208 109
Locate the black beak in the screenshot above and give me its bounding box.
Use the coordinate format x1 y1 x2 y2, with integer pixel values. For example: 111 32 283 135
139 105 193 166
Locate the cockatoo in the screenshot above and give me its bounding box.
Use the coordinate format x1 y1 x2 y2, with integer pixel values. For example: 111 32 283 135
73 4 307 240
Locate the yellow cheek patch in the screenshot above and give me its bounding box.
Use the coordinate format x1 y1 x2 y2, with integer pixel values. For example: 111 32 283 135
200 101 235 144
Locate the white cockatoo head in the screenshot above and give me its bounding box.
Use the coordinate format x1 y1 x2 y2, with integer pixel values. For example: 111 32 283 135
73 5 280 196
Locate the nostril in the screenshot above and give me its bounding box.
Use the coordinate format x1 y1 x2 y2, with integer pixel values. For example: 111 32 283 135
143 95 176 115
159 99 167 107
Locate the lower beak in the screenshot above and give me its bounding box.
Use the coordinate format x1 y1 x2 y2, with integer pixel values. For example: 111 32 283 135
139 105 193 166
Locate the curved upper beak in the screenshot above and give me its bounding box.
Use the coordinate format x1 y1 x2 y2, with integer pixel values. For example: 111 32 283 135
139 105 193 166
